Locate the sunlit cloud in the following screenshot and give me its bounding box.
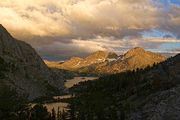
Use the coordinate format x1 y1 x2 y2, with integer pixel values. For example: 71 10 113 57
0 0 179 60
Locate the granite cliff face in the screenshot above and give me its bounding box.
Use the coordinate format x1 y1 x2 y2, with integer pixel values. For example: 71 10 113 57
0 25 64 100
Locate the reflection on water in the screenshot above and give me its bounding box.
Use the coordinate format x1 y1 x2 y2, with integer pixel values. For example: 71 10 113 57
53 95 72 100
65 77 98 88
44 102 68 112
45 77 98 112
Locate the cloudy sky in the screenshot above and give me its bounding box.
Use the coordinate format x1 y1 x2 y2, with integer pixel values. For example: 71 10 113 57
0 0 179 60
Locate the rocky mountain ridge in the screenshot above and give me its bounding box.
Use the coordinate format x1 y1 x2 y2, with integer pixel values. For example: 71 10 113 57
45 50 118 71
0 25 64 100
96 47 166 74
45 47 166 75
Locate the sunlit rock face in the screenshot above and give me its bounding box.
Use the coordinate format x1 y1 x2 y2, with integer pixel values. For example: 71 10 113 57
45 50 118 71
96 47 166 74
47 46 166 75
0 25 64 100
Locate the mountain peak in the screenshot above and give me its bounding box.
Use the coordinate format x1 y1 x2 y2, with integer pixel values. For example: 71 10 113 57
129 47 145 52
70 57 83 61
0 24 12 38
91 50 108 55
86 50 117 60
0 24 3 28
124 47 146 57
90 50 118 57
0 24 7 32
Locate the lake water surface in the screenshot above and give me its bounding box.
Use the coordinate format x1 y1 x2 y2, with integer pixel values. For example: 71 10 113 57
44 77 98 112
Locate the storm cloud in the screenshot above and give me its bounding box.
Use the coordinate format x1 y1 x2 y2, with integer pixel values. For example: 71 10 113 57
0 0 179 60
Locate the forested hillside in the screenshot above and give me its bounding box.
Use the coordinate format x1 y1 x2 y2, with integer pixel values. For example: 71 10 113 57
62 54 180 120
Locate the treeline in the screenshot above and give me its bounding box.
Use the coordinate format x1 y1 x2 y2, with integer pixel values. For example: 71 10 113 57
63 55 179 120
0 86 69 120
0 103 69 120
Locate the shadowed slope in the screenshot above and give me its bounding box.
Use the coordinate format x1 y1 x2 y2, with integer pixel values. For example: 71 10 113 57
0 25 64 100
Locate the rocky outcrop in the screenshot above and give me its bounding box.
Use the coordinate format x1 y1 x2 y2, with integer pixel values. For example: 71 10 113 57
128 86 180 120
0 25 64 100
127 54 180 120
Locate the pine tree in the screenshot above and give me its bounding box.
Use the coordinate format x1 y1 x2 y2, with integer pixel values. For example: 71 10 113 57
61 109 68 120
51 108 56 120
57 107 61 120
68 103 75 120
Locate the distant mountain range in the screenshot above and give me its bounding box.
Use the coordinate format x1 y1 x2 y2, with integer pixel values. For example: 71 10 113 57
45 47 166 75
0 25 64 100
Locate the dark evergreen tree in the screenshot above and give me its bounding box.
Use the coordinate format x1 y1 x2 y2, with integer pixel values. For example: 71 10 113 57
61 109 68 120
30 104 51 120
51 108 56 120
57 107 61 120
68 103 75 120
